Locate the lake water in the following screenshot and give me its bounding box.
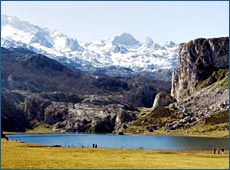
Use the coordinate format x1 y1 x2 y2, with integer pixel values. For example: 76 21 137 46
6 133 228 150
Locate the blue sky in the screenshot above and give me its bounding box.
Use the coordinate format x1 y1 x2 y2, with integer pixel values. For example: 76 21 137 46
2 1 229 44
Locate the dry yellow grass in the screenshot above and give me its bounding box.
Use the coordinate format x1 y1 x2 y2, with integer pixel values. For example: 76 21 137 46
2 139 229 169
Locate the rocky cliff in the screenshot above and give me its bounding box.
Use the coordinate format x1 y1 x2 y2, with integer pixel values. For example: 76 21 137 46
171 37 229 100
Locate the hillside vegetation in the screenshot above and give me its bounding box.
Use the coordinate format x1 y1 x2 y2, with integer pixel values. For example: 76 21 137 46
125 110 228 137
125 69 229 137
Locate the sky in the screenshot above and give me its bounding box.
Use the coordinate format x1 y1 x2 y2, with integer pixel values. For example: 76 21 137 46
1 1 229 44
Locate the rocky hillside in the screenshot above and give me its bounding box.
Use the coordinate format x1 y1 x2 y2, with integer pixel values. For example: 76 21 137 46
125 37 229 137
1 47 170 133
2 47 171 107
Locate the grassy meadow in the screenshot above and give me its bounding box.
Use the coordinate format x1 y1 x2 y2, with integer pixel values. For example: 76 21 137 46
2 139 229 169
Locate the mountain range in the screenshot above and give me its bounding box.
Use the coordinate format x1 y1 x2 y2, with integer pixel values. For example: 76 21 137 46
1 15 178 76
1 14 228 136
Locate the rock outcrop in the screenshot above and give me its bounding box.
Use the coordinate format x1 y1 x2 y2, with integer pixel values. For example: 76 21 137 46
152 92 176 110
5 90 138 133
171 37 229 100
52 103 137 133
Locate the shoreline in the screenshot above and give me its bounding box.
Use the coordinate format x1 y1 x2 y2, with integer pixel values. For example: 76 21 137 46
4 132 228 151
2 138 221 151
4 131 229 138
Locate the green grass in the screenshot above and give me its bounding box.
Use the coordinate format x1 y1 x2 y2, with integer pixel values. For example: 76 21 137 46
2 139 228 168
136 107 153 118
25 123 53 134
124 107 179 135
195 69 228 90
204 110 229 125
133 107 179 126
209 74 228 90
4 122 53 135
180 110 229 137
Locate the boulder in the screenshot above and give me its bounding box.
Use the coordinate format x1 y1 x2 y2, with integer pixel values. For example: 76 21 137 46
117 131 124 135
146 126 157 132
152 92 176 110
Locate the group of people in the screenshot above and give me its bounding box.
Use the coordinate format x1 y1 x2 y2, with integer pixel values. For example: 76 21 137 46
92 143 98 148
213 148 224 155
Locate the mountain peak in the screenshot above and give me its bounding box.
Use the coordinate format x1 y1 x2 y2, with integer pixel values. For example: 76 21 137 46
2 15 39 32
112 33 140 46
144 37 154 46
163 41 177 48
2 15 19 23
1 15 83 52
143 37 161 50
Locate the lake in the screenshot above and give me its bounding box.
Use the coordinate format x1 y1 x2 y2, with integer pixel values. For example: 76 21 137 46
6 133 228 150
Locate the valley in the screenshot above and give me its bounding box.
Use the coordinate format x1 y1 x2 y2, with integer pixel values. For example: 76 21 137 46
1 15 229 139
1 2 229 169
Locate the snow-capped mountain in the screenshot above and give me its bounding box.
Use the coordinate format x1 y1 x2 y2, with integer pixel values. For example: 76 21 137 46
1 15 178 76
